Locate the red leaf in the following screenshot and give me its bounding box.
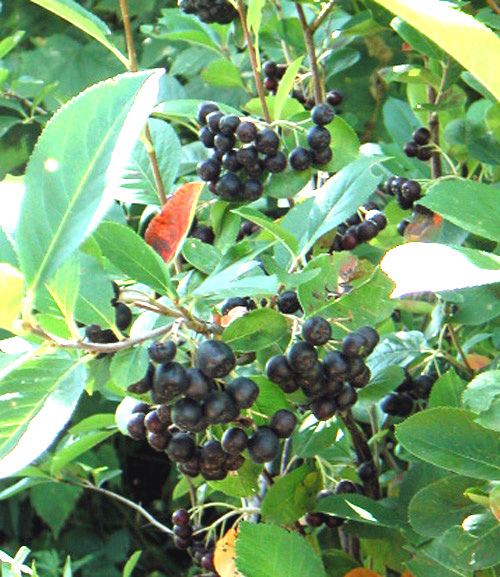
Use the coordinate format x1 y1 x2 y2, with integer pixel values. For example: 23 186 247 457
145 182 204 264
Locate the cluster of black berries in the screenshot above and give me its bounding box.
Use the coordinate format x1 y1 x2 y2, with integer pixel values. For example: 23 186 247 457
84 282 133 347
403 127 433 161
178 0 238 24
262 60 287 94
266 318 379 420
196 102 287 203
171 509 218 576
305 481 363 529
119 337 298 478
289 103 335 171
384 176 422 212
221 296 257 316
380 372 436 417
293 87 344 112
189 217 215 245
330 202 388 253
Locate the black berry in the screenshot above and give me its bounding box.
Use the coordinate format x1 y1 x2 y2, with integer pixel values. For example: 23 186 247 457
289 147 312 172
412 127 431 145
265 355 299 393
270 409 297 438
307 125 331 150
166 433 196 462
203 391 238 424
264 151 287 173
197 102 219 125
185 368 214 401
236 121 258 143
226 377 259 409
255 128 280 155
287 341 318 373
206 110 224 133
197 158 221 182
248 426 280 463
326 89 343 107
221 427 248 455
148 340 177 364
243 179 264 201
311 103 335 126
380 393 413 416
302 316 332 346
215 172 244 201
277 290 301 314
196 340 236 378
172 398 204 430
219 114 240 135
404 140 419 157
115 303 132 331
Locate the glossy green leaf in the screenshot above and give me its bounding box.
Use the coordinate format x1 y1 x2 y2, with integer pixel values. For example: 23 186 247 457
46 255 80 328
0 353 86 479
201 59 244 89
0 31 25 60
51 429 116 474
0 264 23 331
409 476 482 537
114 119 182 205
371 0 500 102
123 551 142 577
391 17 443 59
328 116 360 172
293 417 347 460
222 308 289 352
303 155 385 253
421 180 500 243
235 522 327 577
317 494 406 528
462 370 500 414
182 238 220 275
381 243 500 298
367 331 429 373
30 482 82 537
274 57 303 121
429 370 467 409
16 69 164 294
207 459 261 498
261 464 321 525
93 222 172 296
110 347 150 389
29 0 127 65
396 408 500 480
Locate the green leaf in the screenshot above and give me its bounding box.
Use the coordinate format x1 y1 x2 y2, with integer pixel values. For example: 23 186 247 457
123 551 142 577
379 64 440 88
110 347 150 389
261 464 322 525
201 59 244 89
114 119 182 205
231 207 298 256
93 222 172 296
222 308 290 353
0 353 86 479
51 429 116 474
370 0 500 102
0 31 25 60
421 179 500 243
429 370 467 409
30 482 82 537
293 417 350 461
248 0 266 36
303 155 386 253
317 494 406 528
367 331 429 373
274 57 303 121
0 264 23 331
381 243 500 298
409 476 482 538
328 116 360 172
29 0 127 65
16 69 164 294
46 256 80 329
207 458 261 498
396 408 500 480
265 168 312 199
462 370 500 414
235 522 327 577
182 238 220 275
391 17 444 59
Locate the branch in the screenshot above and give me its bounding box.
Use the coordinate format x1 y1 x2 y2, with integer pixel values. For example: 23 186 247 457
339 409 381 500
295 3 323 104
309 1 336 35
2 89 48 116
486 0 500 16
236 0 271 123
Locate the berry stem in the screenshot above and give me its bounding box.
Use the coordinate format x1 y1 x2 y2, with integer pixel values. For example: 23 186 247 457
446 323 474 373
339 410 381 500
236 0 271 123
295 3 323 104
486 0 500 16
309 1 337 36
118 0 138 72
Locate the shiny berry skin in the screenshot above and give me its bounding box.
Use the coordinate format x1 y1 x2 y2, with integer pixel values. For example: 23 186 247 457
397 219 410 236
264 151 287 173
393 176 408 194
115 303 132 331
365 210 387 231
404 140 419 157
199 126 215 148
219 114 240 135
270 409 297 438
384 176 397 195
196 340 236 379
323 351 349 380
197 102 219 125
263 60 278 77
172 398 204 430
191 225 215 244
302 316 332 346
226 377 259 409
357 326 379 354
311 103 335 126
126 412 147 440
245 159 265 178
336 385 358 410
174 537 191 550
174 524 192 540
214 133 236 154
312 147 333 167
412 127 431 145
289 147 312 172
265 355 300 393
221 427 248 455
342 333 366 358
326 89 343 107
356 220 379 242
341 229 358 250
185 368 213 401
311 396 337 421
307 125 331 150
147 431 170 451
236 121 258 143
277 290 301 314
166 433 196 463
236 145 258 167
243 179 264 202
287 341 318 374
255 128 280 155
248 426 280 463
197 158 221 182
201 439 227 468
401 180 422 202
380 393 413 416
206 110 224 133
264 77 278 92
172 508 190 526
417 146 433 161
222 150 243 172
144 409 167 434
203 391 239 424
153 362 188 399
148 340 176 364
215 172 244 201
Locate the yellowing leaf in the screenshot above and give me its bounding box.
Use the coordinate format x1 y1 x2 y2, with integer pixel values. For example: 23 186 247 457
214 527 244 577
370 0 500 102
343 570 383 577
0 264 23 330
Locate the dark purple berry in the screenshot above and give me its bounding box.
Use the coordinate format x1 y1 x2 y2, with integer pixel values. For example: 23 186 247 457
412 127 431 145
307 125 331 150
401 180 422 202
191 225 215 244
311 103 335 126
404 140 419 157
255 128 280 155
219 115 240 135
172 509 190 526
341 229 358 250
342 333 366 358
357 326 380 354
277 290 301 314
380 393 413 416
356 220 379 242
264 77 278 92
172 398 204 430
197 102 219 125
203 391 239 424
206 110 224 133
226 377 259 409
312 147 333 167
197 158 221 182
366 210 387 231
144 409 167 434
214 133 236 154
336 385 358 410
215 172 244 201
264 151 287 173
311 396 337 421
287 341 318 374
222 150 243 172
302 316 332 346
199 126 215 148
148 341 176 364
305 512 325 527
323 351 349 380
196 340 236 378
236 145 258 167
397 219 410 236
166 433 196 462
248 426 280 463
153 362 188 400
417 146 433 161
236 121 258 143
243 179 264 201
115 303 132 331
147 431 171 451
185 368 213 401
201 439 227 468
270 409 297 438
263 60 278 78
265 355 300 393
326 89 343 107
221 427 248 455
126 413 147 440
289 147 312 172
336 479 357 494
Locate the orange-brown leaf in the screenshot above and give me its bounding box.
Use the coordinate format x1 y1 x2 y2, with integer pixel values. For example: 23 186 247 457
214 527 244 577
343 570 383 577
145 182 203 264
401 571 416 577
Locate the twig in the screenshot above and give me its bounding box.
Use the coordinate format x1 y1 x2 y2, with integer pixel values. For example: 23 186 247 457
446 323 474 373
83 482 174 536
118 0 167 205
236 0 271 123
309 1 336 35
2 89 48 116
427 84 442 179
487 0 500 16
295 3 323 104
339 410 380 500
